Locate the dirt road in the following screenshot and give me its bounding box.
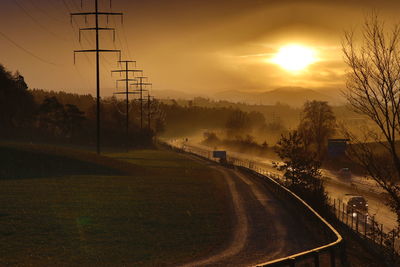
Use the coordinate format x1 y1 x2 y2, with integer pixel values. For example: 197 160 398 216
180 159 328 266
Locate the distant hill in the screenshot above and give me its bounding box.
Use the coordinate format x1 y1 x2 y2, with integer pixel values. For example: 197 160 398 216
149 87 345 107
151 89 204 100
214 87 344 107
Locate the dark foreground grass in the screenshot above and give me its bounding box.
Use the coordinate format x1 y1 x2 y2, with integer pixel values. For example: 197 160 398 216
0 144 231 266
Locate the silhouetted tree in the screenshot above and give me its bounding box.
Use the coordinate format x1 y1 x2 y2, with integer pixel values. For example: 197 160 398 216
274 130 326 207
31 89 95 115
202 131 220 147
225 109 250 137
37 97 66 136
0 65 35 132
261 141 268 149
64 104 86 138
298 100 336 159
147 99 165 135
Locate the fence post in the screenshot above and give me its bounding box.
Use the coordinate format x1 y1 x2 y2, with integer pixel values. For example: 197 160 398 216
351 208 354 230
313 251 320 267
342 203 345 222
392 231 396 255
330 247 336 267
356 213 359 233
333 199 336 217
288 258 295 267
364 215 367 237
371 216 375 242
340 240 348 266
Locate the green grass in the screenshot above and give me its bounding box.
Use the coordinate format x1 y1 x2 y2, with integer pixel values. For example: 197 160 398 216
107 149 202 168
0 144 231 266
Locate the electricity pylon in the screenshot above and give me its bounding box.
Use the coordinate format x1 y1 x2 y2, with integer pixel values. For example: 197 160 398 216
71 0 122 154
111 60 142 145
130 91 154 131
130 77 151 129
146 92 155 131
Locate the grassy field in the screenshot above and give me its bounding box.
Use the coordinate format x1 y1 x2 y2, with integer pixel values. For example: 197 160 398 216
0 144 231 266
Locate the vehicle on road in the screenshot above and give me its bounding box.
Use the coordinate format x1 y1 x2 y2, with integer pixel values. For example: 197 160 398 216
338 167 352 179
343 194 368 217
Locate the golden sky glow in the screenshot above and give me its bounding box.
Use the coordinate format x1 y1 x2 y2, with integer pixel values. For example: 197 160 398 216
1 0 399 96
270 44 317 72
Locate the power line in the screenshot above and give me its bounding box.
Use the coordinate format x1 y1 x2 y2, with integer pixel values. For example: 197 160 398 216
121 23 133 60
27 0 66 24
46 0 93 90
13 0 70 41
0 31 58 66
110 6 133 60
112 3 133 59
60 0 71 12
111 19 126 58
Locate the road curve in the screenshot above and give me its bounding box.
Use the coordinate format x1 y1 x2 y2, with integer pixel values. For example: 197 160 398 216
179 155 328 267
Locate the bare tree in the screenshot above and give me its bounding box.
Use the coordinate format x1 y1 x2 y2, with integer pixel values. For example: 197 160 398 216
342 14 400 224
225 109 250 138
298 100 336 159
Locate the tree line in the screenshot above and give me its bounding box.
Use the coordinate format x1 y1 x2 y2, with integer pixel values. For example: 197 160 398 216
0 64 164 148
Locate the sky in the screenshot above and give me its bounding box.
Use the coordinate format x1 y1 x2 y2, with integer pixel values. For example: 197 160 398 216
1 0 400 97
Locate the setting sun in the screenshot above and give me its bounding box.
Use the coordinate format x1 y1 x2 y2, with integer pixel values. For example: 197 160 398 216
270 44 317 72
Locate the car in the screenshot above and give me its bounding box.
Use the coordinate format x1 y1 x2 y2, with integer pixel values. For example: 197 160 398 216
338 167 352 179
342 194 368 217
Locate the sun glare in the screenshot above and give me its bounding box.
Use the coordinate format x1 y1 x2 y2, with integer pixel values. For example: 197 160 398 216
270 44 316 72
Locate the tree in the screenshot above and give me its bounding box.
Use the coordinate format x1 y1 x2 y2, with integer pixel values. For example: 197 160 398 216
149 99 165 135
298 100 336 159
37 96 66 136
342 14 400 224
0 65 35 132
274 130 326 207
64 104 86 138
202 131 220 147
225 109 250 137
261 140 268 149
36 97 86 138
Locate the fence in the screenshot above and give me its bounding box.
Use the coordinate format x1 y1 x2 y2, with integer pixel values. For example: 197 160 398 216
328 196 400 256
231 155 400 257
224 147 400 258
163 141 345 266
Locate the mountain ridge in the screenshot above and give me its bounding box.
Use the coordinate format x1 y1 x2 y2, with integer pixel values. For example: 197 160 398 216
214 87 344 106
150 86 345 106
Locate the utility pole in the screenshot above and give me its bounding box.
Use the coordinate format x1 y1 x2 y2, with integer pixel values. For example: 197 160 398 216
111 61 142 146
71 0 122 154
147 92 155 131
130 77 151 129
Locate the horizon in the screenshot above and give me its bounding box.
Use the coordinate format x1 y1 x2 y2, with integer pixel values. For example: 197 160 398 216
30 85 347 107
